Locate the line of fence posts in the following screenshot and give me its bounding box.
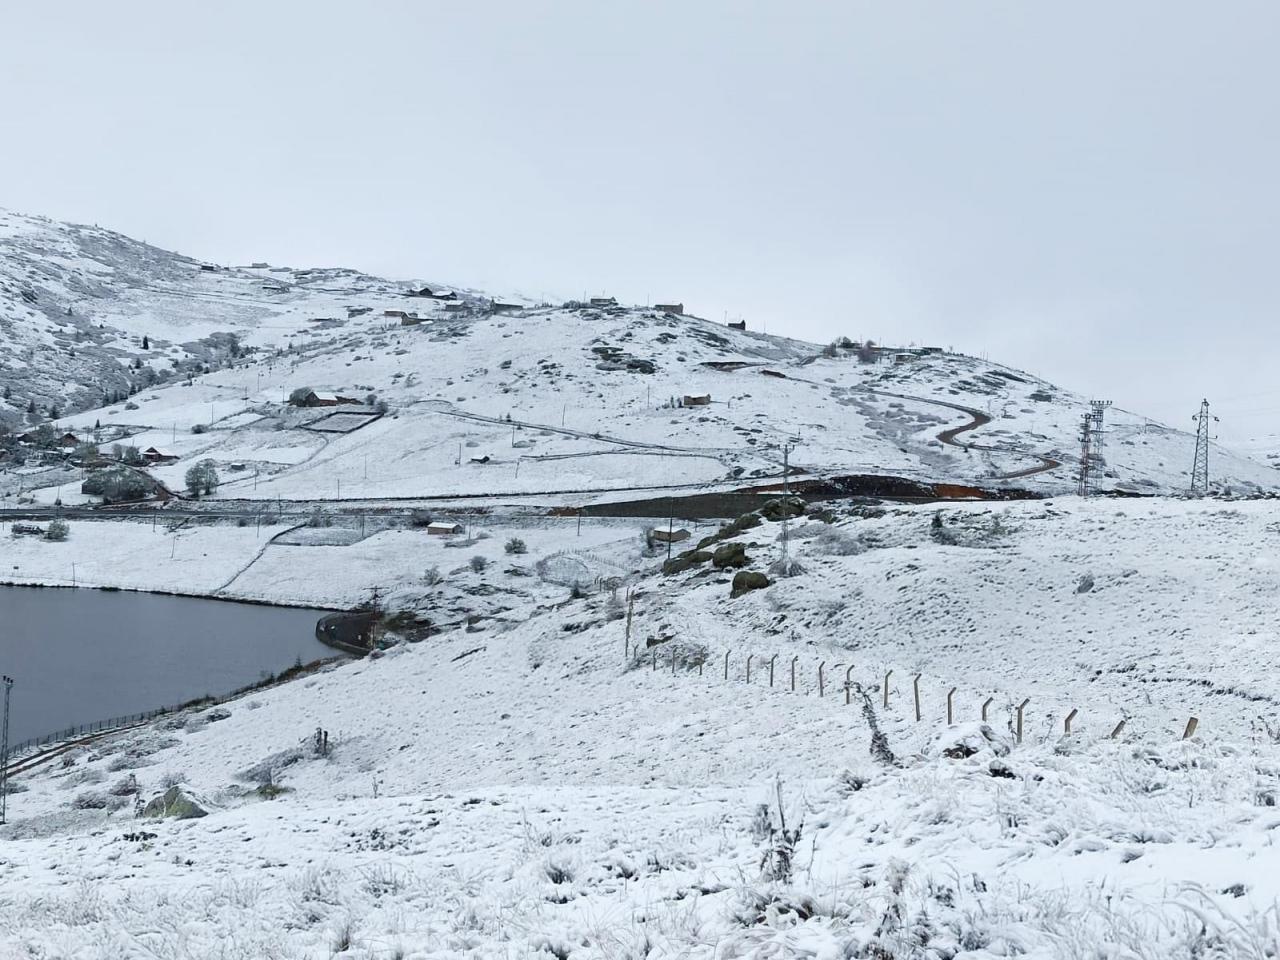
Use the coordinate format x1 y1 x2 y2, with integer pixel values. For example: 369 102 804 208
631 643 1204 747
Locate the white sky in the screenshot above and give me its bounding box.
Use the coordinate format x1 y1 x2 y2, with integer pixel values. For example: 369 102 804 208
3 1 1279 440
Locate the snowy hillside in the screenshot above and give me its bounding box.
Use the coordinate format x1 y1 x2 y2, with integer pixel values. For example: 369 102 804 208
3 207 1274 501
0 207 471 427
4 497 1280 957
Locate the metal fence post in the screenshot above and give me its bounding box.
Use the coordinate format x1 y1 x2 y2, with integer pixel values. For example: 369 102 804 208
1016 698 1030 744
818 661 826 698
845 664 856 705
947 687 957 726
912 674 922 722
723 649 731 682
1064 708 1078 735
982 696 994 722
768 654 778 688
883 670 892 709
790 656 798 692
745 654 753 684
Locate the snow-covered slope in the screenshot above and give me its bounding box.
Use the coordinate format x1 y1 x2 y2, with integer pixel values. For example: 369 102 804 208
4 207 1274 498
5 497 1280 958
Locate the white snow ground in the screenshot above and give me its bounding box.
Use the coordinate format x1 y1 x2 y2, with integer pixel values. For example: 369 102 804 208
3 497 1280 958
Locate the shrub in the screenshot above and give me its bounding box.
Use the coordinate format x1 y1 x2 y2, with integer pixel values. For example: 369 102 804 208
82 465 155 502
288 387 313 406
44 519 69 541
423 566 442 585
191 422 207 434
504 537 527 555
469 555 488 573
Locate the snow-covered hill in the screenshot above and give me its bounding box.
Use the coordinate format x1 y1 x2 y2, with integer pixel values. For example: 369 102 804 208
4 207 1275 501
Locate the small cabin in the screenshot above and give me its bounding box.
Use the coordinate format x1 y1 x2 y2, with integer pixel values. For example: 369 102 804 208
142 446 179 464
384 309 409 319
590 296 618 307
444 301 467 312
400 315 426 326
654 303 684 315
728 319 746 330
298 390 358 407
491 300 524 314
427 521 463 536
651 528 690 544
681 394 711 407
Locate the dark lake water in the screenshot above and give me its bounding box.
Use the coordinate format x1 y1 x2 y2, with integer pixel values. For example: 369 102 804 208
0 586 332 745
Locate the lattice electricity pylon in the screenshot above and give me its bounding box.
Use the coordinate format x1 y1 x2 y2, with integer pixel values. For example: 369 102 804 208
1076 413 1093 496
1077 400 1112 497
0 675 12 826
1190 399 1218 496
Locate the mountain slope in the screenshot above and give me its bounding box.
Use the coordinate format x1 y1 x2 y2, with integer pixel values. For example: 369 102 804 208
3 207 1275 500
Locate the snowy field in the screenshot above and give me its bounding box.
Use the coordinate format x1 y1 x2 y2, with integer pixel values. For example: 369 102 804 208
3 497 1280 957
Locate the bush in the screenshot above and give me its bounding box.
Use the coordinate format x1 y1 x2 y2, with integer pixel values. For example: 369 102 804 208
191 423 208 434
504 537 527 555
288 387 313 406
423 566 442 585
81 465 155 503
469 555 488 573
43 519 69 541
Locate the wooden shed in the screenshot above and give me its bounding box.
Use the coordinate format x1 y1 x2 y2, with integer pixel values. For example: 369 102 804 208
426 521 463 536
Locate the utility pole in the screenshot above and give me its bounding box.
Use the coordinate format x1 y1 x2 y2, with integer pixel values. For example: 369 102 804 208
1077 400 1112 497
1 675 13 825
1190 399 1218 496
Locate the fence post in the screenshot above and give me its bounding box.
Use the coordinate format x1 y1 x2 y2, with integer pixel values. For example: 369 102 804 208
1016 697 1030 744
947 687 956 726
671 648 678 675
768 654 778 688
845 664 856 705
746 654 753 684
982 696 994 722
723 649 731 682
1110 719 1126 740
790 656 798 692
912 674 922 722
883 670 892 708
652 649 658 671
1182 717 1199 740
818 661 826 698
1064 708 1078 736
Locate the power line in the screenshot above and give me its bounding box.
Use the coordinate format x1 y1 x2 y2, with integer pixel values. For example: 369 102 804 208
1190 399 1218 496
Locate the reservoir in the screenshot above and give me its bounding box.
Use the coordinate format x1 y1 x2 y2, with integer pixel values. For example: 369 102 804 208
0 585 333 746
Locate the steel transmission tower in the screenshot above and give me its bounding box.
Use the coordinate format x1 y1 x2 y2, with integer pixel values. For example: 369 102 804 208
1076 400 1112 497
1 675 12 826
1190 399 1217 496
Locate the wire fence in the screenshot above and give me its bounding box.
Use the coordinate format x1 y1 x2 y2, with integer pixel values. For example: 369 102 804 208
5 707 174 764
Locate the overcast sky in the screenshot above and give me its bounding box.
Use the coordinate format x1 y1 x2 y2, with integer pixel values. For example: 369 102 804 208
3 1 1278 440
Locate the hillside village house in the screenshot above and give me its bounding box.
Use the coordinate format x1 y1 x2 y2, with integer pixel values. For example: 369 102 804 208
728 319 746 330
141 446 178 464
590 296 618 307
297 390 358 408
384 309 409 319
654 302 684 314
426 521 463 536
681 394 711 407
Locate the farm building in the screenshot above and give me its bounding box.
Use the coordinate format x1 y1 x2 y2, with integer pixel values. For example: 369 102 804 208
491 300 523 314
141 446 179 464
427 522 463 536
409 286 458 301
728 319 746 330
654 303 684 315
444 301 467 312
400 315 427 326
681 394 711 407
296 390 358 408
384 309 409 319
590 296 618 307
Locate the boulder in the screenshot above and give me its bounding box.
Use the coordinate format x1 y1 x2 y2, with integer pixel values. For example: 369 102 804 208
662 550 712 576
143 786 208 820
759 496 806 522
730 571 770 597
712 542 748 569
